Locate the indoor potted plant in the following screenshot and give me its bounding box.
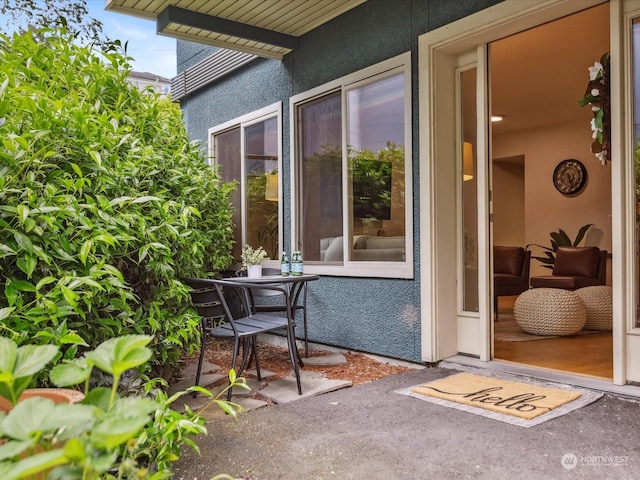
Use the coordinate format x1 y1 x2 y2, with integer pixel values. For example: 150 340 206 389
241 245 269 278
526 223 593 269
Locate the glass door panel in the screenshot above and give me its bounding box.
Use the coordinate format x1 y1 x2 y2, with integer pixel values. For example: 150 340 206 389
245 118 279 258
633 17 640 328
461 67 479 313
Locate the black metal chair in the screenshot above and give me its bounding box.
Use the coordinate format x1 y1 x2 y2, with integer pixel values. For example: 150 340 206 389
183 277 302 401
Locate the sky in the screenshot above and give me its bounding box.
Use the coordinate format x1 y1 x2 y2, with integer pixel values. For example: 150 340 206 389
86 1 176 79
0 1 177 79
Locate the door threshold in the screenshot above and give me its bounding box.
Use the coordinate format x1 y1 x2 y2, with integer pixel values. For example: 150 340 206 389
439 355 640 400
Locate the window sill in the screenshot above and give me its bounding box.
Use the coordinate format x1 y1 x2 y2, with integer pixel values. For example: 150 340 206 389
303 263 414 279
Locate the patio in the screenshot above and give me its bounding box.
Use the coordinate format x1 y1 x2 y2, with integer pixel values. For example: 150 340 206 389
171 337 417 420
171 365 640 480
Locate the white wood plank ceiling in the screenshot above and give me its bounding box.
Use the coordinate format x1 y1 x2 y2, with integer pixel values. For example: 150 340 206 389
105 0 367 59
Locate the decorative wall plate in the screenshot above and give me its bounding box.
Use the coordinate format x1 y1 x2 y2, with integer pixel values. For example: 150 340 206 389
553 159 587 195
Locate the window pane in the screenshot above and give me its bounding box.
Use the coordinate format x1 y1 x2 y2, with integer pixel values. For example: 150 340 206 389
245 117 279 258
214 127 241 259
213 115 280 262
297 92 343 262
461 68 478 313
347 73 406 261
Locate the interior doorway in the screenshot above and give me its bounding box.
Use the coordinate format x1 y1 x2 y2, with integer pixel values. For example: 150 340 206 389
492 156 524 246
489 4 612 379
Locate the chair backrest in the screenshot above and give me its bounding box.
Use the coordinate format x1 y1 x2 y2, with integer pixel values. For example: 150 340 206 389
493 246 528 276
182 277 249 324
552 247 605 281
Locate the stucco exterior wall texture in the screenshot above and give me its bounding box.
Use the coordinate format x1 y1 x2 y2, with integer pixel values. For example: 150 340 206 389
176 0 501 363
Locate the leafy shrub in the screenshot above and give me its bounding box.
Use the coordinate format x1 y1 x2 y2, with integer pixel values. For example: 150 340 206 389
0 335 248 479
0 28 235 377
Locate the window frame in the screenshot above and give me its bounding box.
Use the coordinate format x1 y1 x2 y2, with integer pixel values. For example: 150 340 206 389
290 52 413 278
208 103 283 261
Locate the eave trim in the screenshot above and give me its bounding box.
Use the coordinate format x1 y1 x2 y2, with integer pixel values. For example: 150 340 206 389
158 5 300 51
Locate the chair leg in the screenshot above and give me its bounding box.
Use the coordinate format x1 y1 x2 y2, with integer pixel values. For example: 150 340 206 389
251 338 262 381
302 283 309 358
302 307 309 358
285 325 302 395
291 283 310 359
242 336 262 379
297 343 305 368
289 310 305 367
193 328 207 398
236 338 255 377
241 336 261 380
227 337 242 402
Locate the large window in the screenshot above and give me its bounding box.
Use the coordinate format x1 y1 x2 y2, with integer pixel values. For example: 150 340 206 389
209 104 281 261
291 53 412 278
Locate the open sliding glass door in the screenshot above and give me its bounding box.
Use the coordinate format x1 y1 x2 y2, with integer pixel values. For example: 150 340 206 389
419 42 491 363
420 0 619 368
456 49 492 360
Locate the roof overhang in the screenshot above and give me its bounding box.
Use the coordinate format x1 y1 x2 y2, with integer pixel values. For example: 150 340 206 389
105 0 367 60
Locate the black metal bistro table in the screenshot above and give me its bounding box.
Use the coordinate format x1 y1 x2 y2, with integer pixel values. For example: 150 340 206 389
223 273 319 358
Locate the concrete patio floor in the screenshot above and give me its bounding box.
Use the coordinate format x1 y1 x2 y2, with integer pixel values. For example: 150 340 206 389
171 351 373 422
171 363 640 480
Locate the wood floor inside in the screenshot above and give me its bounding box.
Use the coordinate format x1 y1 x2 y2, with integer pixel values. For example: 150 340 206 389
493 296 613 379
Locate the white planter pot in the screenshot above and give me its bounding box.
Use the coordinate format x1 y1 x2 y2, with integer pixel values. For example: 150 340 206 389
247 264 263 278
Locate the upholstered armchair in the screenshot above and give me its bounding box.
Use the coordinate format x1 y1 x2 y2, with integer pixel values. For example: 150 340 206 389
529 246 607 290
493 246 531 320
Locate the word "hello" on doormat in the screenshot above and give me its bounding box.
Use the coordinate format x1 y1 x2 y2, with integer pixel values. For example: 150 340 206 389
397 372 603 427
411 372 581 420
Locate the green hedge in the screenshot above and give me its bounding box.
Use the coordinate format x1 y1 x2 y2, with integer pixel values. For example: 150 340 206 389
0 28 234 377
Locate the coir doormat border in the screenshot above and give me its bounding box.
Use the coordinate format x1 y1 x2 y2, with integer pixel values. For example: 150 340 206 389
395 372 603 428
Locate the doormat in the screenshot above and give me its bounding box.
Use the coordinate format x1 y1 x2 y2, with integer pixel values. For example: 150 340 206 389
396 372 602 427
494 317 604 342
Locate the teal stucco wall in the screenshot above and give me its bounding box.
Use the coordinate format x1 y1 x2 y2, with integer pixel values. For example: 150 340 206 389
175 0 502 362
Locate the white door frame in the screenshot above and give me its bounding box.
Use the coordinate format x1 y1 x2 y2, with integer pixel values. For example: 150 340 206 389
618 0 640 382
418 0 640 385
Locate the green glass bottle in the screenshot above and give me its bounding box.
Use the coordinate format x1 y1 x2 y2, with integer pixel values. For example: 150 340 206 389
281 251 290 276
291 251 303 276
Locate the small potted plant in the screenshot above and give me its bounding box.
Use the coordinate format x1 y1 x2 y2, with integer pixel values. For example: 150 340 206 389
0 335 248 479
241 244 269 278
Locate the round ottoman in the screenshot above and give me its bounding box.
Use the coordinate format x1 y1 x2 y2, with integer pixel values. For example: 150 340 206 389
574 285 612 330
514 288 586 336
